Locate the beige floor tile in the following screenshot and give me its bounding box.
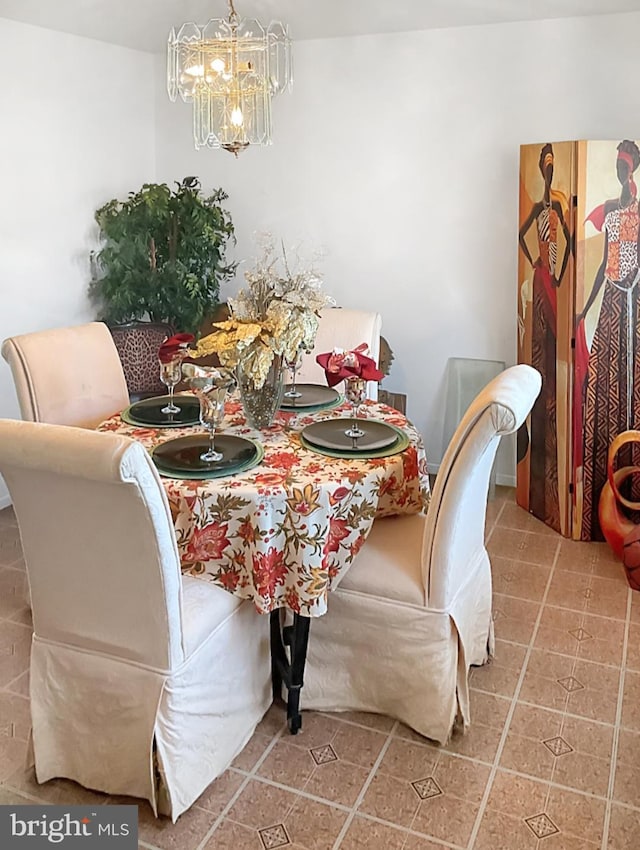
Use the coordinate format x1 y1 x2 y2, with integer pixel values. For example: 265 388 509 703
257 739 316 790
411 792 479 846
613 759 640 808
492 594 541 644
5 669 29 698
631 593 640 623
0 620 32 688
607 803 640 850
0 507 17 528
0 734 29 783
519 650 621 724
487 769 553 818
551 749 610 797
137 802 215 850
627 622 640 671
0 527 22 567
0 567 30 621
533 606 625 667
484 498 505 530
377 738 438 782
330 723 388 769
194 768 244 816
0 690 31 742
546 785 606 845
555 539 620 577
358 772 421 829
285 795 348 850
469 642 526 699
469 690 512 729
202 819 262 850
338 816 409 850
475 807 600 850
474 808 539 850
324 710 395 732
231 732 274 772
498 730 557 783
288 712 344 749
621 670 640 731
256 703 288 737
617 727 640 766
492 556 551 601
495 502 558 536
488 527 559 566
303 758 369 807
226 779 298 830
435 721 502 762
546 570 629 620
432 752 490 804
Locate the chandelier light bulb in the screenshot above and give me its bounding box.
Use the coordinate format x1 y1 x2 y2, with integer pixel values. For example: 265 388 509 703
167 0 293 156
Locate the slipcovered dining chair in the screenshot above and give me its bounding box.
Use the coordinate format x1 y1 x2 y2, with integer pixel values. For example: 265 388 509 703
0 419 271 821
297 307 383 400
1 322 129 428
302 364 541 743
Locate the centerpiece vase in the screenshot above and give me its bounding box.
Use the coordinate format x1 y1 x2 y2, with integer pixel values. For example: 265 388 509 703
237 354 285 429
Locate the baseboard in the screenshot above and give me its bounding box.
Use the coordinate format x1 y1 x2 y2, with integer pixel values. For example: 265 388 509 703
426 462 515 489
496 473 516 488
0 494 12 511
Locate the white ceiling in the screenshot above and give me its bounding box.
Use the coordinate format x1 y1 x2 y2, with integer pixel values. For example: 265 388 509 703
1 0 640 52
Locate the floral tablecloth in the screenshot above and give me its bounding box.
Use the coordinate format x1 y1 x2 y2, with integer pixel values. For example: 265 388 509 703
98 397 430 617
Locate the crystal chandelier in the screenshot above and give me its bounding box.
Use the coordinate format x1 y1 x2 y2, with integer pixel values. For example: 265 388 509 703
167 0 293 156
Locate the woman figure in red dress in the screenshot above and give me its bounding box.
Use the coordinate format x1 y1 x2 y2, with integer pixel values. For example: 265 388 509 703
519 144 570 532
578 139 640 540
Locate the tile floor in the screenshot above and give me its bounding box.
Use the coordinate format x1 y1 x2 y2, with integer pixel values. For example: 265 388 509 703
0 489 639 849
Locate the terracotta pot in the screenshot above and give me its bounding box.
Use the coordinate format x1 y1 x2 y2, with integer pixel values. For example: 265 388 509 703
598 430 640 590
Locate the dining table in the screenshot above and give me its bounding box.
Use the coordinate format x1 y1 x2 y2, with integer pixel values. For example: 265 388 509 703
97 389 430 732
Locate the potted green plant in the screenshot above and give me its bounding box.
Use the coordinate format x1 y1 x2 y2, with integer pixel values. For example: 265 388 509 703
89 176 236 395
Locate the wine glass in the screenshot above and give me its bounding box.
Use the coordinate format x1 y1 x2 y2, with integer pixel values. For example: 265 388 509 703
284 349 303 400
198 387 228 463
159 356 183 415
185 367 235 463
344 377 366 440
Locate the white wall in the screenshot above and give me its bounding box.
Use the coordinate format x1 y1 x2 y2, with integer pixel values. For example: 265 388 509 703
154 10 640 484
0 19 156 506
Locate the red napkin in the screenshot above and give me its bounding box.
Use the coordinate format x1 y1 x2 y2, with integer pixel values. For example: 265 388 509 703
158 333 195 363
316 343 383 387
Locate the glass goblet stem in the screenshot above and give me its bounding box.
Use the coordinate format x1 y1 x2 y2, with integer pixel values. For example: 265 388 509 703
201 425 222 463
344 377 366 439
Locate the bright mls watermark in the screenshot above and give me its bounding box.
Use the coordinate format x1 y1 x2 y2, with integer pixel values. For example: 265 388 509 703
0 806 138 848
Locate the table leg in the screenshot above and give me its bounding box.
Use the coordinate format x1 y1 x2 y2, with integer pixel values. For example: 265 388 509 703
269 610 311 735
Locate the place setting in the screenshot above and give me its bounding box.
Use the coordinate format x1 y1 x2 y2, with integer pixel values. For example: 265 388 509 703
121 334 202 428
299 345 409 458
123 336 264 479
277 347 343 413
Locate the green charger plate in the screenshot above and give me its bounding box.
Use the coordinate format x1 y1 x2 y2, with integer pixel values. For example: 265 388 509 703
152 435 264 480
281 395 344 415
280 384 342 412
300 423 410 460
122 395 200 428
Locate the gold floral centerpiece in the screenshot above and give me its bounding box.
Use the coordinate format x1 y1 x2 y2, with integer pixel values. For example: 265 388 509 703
192 236 334 428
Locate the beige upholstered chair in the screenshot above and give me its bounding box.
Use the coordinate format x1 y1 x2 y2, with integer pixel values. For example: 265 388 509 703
0 419 271 820
1 322 129 427
297 307 383 400
302 364 541 743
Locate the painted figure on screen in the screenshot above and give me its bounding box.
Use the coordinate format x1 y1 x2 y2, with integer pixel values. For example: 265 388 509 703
578 140 640 540
518 144 571 533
